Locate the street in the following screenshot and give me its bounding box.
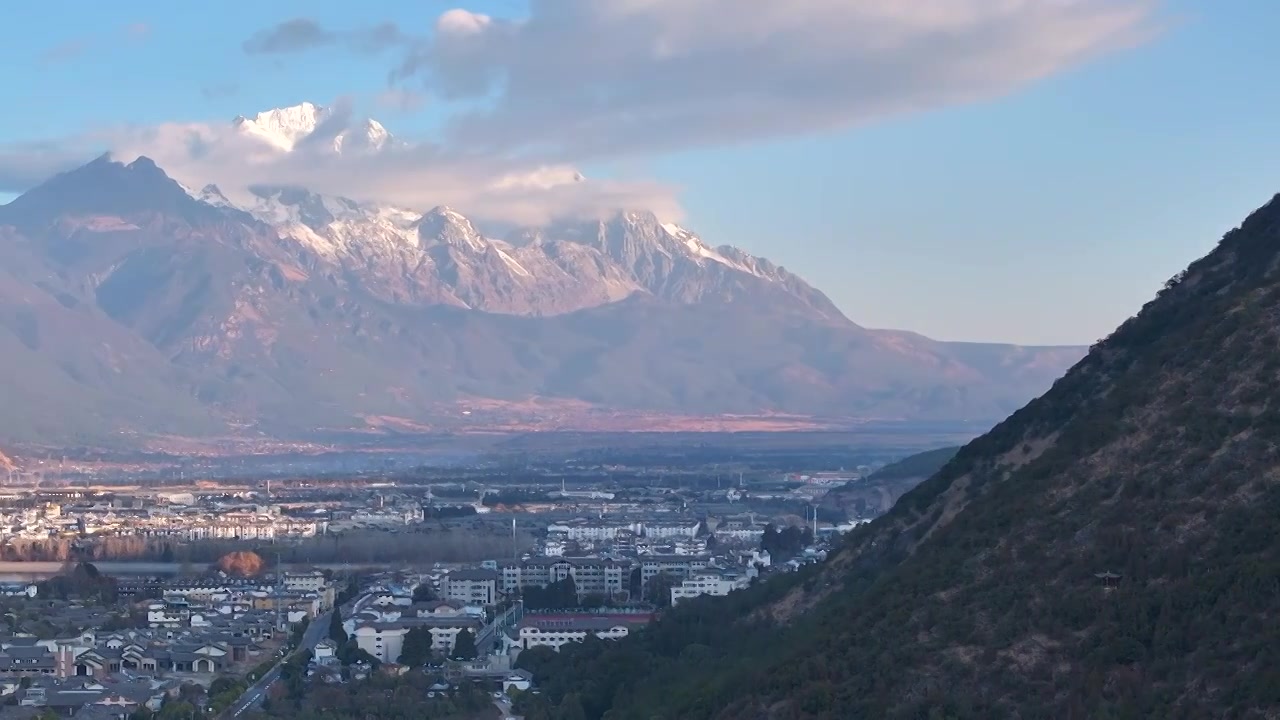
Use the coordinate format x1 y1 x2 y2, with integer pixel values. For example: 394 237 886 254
477 601 523 656
492 694 522 720
222 610 332 719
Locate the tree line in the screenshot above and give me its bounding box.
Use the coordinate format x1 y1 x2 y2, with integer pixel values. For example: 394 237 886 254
0 527 531 566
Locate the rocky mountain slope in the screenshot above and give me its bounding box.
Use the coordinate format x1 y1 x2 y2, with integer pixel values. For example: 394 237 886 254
513 193 1280 718
220 181 844 319
0 148 1084 445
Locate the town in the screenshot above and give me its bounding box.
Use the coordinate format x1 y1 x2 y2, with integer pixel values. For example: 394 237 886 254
0 446 933 718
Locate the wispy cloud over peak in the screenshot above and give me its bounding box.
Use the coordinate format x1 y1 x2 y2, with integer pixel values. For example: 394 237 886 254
394 0 1157 158
8 1 1159 229
0 102 681 227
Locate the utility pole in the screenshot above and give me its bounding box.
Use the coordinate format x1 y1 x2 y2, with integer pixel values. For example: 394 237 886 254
511 517 518 562
275 550 284 632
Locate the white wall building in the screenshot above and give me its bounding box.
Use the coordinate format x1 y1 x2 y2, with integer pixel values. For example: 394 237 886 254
353 617 483 663
670 572 749 606
445 569 499 606
282 571 326 593
516 617 634 651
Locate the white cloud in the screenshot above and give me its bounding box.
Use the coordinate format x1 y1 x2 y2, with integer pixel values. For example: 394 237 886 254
397 0 1157 157
435 9 493 36
0 112 681 226
1 1 1156 225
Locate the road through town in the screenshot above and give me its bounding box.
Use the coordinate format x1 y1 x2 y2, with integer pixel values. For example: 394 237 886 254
222 611 332 719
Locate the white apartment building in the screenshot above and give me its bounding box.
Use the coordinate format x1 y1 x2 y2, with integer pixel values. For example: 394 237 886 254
500 558 630 601
643 522 701 540
348 505 424 526
353 617 482 663
543 520 701 542
670 572 749 606
516 617 634 651
544 522 629 542
445 569 499 606
153 517 322 541
639 555 709 586
353 623 408 664
282 571 326 593
715 525 766 542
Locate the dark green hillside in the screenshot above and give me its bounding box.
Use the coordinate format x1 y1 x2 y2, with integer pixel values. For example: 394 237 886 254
514 194 1280 719
821 445 961 519
866 445 961 482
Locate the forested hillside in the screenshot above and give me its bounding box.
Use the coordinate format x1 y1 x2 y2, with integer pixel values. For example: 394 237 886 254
512 194 1280 719
821 445 961 519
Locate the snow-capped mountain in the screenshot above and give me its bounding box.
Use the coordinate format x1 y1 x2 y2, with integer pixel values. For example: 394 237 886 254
0 152 1086 443
203 175 839 318
213 102 845 318
232 102 392 154
217 183 642 313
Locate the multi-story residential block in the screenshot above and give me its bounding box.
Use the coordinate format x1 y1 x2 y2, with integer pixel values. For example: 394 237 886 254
445 569 499 606
499 558 632 601
670 571 750 606
282 571 326 593
352 616 483 663
514 615 643 651
639 555 710 586
544 520 701 543
643 522 701 539
563 560 629 598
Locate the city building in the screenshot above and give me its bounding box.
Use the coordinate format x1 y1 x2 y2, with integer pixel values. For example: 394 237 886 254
514 615 647 651
670 571 750 606
445 569 499 606
500 557 631 601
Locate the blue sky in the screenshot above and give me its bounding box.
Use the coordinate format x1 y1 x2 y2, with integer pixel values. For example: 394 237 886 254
2 1 1277 346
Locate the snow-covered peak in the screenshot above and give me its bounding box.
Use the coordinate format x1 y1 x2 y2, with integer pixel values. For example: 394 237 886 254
428 206 468 224
356 119 391 150
233 103 395 155
248 185 342 226
658 222 764 277
660 222 694 241
418 206 490 254
234 184 421 260
234 102 328 152
196 184 237 209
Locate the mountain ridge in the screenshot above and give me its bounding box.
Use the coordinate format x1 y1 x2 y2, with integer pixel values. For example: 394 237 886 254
214 173 849 320
0 149 1085 446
